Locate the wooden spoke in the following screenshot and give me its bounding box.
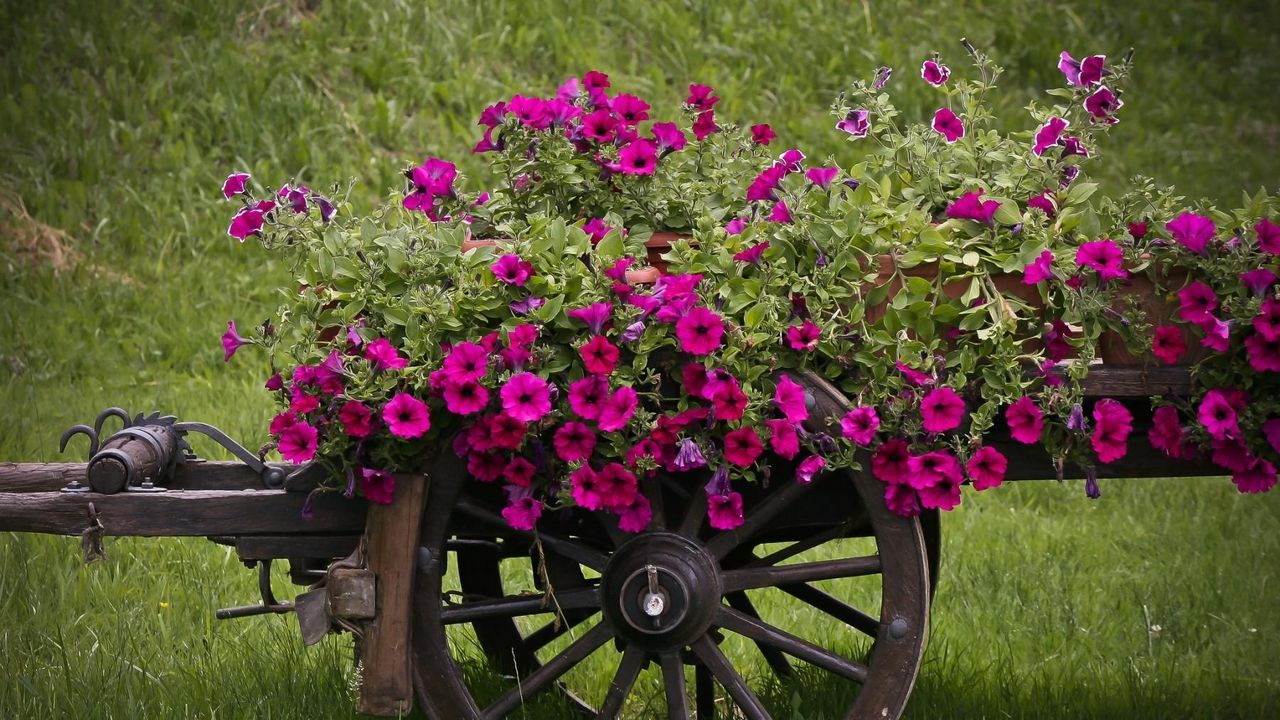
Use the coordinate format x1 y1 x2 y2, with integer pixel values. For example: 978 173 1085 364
721 555 882 593
659 652 689 720
597 645 648 719
520 609 599 654
643 475 667 530
725 591 791 677
690 634 770 720
677 486 707 539
455 497 609 571
440 587 599 625
705 478 816 560
481 621 613 719
694 659 715 719
779 582 880 638
714 606 869 684
743 521 852 568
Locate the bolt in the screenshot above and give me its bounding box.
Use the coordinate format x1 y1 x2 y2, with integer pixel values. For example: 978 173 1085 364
643 593 665 617
888 617 909 639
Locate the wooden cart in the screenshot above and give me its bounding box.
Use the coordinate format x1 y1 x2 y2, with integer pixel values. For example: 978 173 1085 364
0 367 1219 719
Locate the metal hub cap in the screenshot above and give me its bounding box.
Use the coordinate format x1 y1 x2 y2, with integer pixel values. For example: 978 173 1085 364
601 532 722 650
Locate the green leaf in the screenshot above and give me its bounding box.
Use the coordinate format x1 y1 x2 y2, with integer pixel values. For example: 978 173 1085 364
991 199 1023 226
596 231 624 259
743 303 768 328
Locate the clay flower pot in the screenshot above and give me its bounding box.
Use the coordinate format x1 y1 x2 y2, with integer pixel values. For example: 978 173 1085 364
1097 268 1207 366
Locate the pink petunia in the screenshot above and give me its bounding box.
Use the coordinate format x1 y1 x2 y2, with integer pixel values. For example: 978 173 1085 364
571 465 605 510
686 83 719 111
1075 239 1127 282
896 362 934 386
1083 85 1123 124
619 139 658 175
616 493 653 533
265 373 284 391
945 190 1000 224
836 109 870 138
383 393 431 439
502 495 543 531
269 411 298 436
582 109 618 142
596 463 639 510
651 122 687 152
1256 218 1280 254
443 342 490 382
598 386 638 432
1176 281 1217 324
676 307 725 355
786 320 821 352
884 483 922 517
768 200 793 224
1023 250 1055 285
1196 315 1231 353
222 172 250 198
1232 458 1277 494
751 123 777 145
500 372 552 423
907 450 963 492
710 381 748 421
1032 117 1069 156
364 338 409 371
358 468 396 505
228 200 275 240
841 406 880 446
1239 269 1277 296
580 335 620 375
921 59 951 86
1197 389 1240 441
872 438 912 484
221 320 251 361
723 428 764 468
503 456 536 487
796 455 827 484
931 107 965 143
920 387 966 433
568 302 614 335
568 375 609 420
1006 396 1045 444
707 491 744 530
1166 212 1215 255
443 378 490 415
692 110 718 141
1254 297 1280 341
278 421 318 463
917 472 963 511
1152 326 1187 365
553 421 596 462
1090 398 1132 463
966 446 1007 490
487 413 527 450
1211 438 1253 473
733 241 769 264
339 400 373 438
1148 405 1187 459
805 167 839 188
773 374 809 423
765 419 800 459
491 254 535 286
1245 332 1280 372
1027 190 1057 218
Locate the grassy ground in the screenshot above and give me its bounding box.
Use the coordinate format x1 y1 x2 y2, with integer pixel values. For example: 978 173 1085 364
1 0 1278 717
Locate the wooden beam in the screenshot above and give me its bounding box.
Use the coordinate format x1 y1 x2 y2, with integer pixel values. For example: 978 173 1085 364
1079 366 1194 397
0 489 366 536
233 535 361 561
0 461 299 493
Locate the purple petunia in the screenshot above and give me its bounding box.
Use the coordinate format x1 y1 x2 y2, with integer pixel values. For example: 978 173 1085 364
1032 117 1069 156
836 109 870 138
921 59 950 86
945 190 1000 224
1166 212 1216 254
1075 239 1128 282
222 172 250 199
491 254 535 286
1023 250 1055 285
931 107 965 143
1083 86 1123 124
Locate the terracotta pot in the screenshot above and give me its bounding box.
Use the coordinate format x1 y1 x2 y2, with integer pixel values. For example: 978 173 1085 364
1098 268 1206 366
644 231 691 273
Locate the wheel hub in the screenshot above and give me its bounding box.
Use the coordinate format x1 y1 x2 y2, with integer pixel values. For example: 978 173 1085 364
601 532 722 650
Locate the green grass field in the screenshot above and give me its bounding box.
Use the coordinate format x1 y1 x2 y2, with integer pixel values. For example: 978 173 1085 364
1 1 1278 717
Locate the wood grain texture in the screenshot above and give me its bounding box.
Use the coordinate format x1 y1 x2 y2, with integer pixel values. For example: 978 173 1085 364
0 461 299 493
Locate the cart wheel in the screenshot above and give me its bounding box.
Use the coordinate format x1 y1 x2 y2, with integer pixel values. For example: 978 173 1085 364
412 373 930 719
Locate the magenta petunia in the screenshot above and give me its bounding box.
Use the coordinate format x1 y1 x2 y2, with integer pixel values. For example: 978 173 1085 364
920 387 966 433
568 302 614 335
921 59 950 86
765 418 800 459
873 65 893 89
503 456 536 488
443 378 490 415
357 468 396 505
1152 325 1186 365
805 166 839 188
571 466 605 510
884 483 922 517
1083 85 1123 124
1090 398 1132 464
289 391 319 415
1256 218 1280 254
598 386 638 432
568 375 609 420
686 84 720 111
278 421 319 463
1149 405 1187 459
507 94 551 129
277 184 310 214
582 109 618 142
723 428 764 467
222 172 250 199
1197 314 1232 353
1060 136 1089 157
339 400 373 438
1032 117 1069 156
1239 268 1277 296
1212 438 1253 473
616 493 653 533
676 307 725 355
916 463 963 511
487 413 527 450
580 335 620 375
1232 458 1278 494
491 254 535 286
582 217 613 246
896 362 934 386
725 217 750 236
966 446 1007 490
836 109 870 138
1245 332 1280 372
707 491 744 530
786 320 821 352
502 495 543 531
1006 396 1044 444
746 164 786 202
872 438 912 485
265 373 284 391
779 148 805 173
1128 221 1148 240
772 374 810 423
596 463 638 510
1166 212 1215 254
710 382 748 422
221 320 251 361
1075 239 1128 282
228 200 274 241
841 406 880 446
796 455 827 484
751 123 777 145
443 342 489 383
1027 190 1057 218
692 110 718 141
1176 281 1217 323
673 438 707 471
383 393 431 439
500 372 552 423
1022 249 1056 285
269 411 297 436
907 450 963 491
945 190 1000 224
1254 297 1280 341
733 241 769 264
767 200 793 224
619 139 658 175
1059 52 1105 87
365 337 409 371
931 107 965 143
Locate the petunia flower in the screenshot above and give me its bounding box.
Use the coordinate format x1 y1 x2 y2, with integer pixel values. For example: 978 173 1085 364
805 166 839 188
710 380 748 420
796 455 827 484
872 438 912 484
921 59 950 86
686 84 720 112
1060 136 1089 157
707 491 744 530
1023 250 1056 284
487 413 526 450
503 456 536 488
265 373 284 392
365 338 409 370
920 387 965 433
277 184 311 214
228 200 275 240
651 122 687 152
1232 458 1278 494
751 123 777 145
501 495 543 531
278 421 319 463
1006 396 1044 444
1176 281 1217 323
1196 314 1232 353
507 94 552 129
1256 218 1280 254
841 406 880 446
598 386 638 432
914 451 964 510
931 108 965 143
269 411 298 436
746 164 786 202
1197 390 1239 443
579 335 620 375
568 375 609 420
873 66 893 89
491 254 535 286
222 172 250 199
1240 269 1277 296
673 438 707 471
1211 438 1253 474
884 483 922 517
765 419 800 459
443 378 490 415
510 296 546 315
582 109 618 142
1083 85 1123 124
966 446 1007 490
725 217 749 236
221 320 251 361
568 302 614 335
621 321 646 343
1245 332 1280 372
1148 405 1188 459
1090 398 1132 463
571 465 605 510
1151 326 1187 364
723 428 764 467
1085 468 1101 499
358 468 396 505
619 139 658 175
1032 117 1069 156
551 422 594 463
616 493 653 533
676 307 725 355
1058 52 1105 86
468 451 506 483
836 109 870 138
500 372 552 423
733 241 769 264
1027 190 1057 218
773 375 809 423
1075 239 1128 282
443 342 489 383
945 190 1000 224
339 400 374 438
896 361 934 386
1166 212 1215 254
692 110 718 141
786 320 821 352
768 200 793 224
596 463 639 510
383 393 432 439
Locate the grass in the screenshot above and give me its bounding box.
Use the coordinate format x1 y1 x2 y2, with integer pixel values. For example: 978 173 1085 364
1 0 1278 717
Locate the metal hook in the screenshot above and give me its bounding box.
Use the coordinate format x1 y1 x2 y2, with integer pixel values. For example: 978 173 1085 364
93 407 132 438
59 424 100 461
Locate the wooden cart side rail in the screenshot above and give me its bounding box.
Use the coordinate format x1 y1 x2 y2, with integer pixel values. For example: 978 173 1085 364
0 489 366 536
0 461 296 493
